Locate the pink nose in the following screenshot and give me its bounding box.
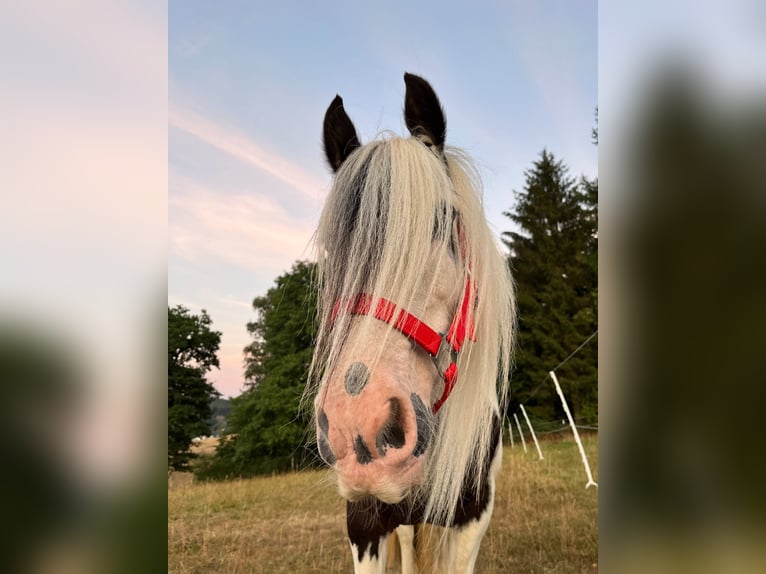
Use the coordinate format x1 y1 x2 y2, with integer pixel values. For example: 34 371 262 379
316 387 432 469
317 395 406 465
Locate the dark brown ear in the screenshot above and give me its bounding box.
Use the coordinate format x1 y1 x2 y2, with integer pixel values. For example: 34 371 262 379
323 95 361 172
403 73 446 151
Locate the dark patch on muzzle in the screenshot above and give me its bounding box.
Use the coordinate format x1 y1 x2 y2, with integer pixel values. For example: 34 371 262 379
375 397 406 456
354 435 373 465
318 435 336 465
344 362 370 396
318 408 330 435
411 393 432 457
317 408 335 465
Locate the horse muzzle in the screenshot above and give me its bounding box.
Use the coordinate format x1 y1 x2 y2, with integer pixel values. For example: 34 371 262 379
316 390 433 503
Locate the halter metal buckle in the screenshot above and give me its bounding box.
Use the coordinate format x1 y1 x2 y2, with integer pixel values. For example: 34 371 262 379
433 336 458 380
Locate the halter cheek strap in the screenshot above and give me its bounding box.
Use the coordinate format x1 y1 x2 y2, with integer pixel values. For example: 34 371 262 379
330 277 476 413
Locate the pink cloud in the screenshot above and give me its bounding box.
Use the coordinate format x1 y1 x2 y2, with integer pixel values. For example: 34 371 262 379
169 176 317 272
169 105 328 200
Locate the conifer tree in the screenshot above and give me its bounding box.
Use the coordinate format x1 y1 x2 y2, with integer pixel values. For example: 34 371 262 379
503 149 597 427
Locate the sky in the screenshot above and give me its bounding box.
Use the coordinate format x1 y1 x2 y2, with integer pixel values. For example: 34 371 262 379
169 0 597 398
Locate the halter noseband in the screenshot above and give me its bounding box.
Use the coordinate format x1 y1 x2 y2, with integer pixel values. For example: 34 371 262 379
330 277 476 413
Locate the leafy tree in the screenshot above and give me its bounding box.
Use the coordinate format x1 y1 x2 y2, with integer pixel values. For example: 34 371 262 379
198 261 317 479
208 397 231 436
503 149 597 426
168 305 221 471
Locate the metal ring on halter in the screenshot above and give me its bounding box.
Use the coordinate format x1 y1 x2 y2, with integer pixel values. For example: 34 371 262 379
432 336 458 381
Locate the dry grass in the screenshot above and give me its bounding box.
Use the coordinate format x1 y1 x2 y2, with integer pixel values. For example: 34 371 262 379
168 435 598 573
190 436 221 457
479 436 598 573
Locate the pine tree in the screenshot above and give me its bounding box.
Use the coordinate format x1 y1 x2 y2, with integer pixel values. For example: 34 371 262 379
503 150 597 427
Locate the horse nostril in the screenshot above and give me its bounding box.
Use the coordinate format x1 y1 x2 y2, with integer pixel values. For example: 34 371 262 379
411 393 432 457
318 408 330 436
317 408 336 465
376 397 406 456
318 434 336 465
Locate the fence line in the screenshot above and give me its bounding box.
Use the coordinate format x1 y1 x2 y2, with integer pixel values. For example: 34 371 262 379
519 404 544 460
550 371 598 488
505 329 598 488
522 329 598 404
533 425 598 436
513 412 527 453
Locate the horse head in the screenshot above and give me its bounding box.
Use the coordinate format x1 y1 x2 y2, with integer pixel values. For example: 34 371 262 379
310 74 513 522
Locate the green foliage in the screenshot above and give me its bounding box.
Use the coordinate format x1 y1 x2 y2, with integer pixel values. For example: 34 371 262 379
503 148 598 425
208 397 231 436
168 305 221 471
197 261 318 479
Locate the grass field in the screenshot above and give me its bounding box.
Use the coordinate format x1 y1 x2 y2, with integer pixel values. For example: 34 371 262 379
168 435 598 573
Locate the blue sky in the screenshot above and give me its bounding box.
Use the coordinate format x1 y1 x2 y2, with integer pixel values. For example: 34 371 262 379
169 0 597 398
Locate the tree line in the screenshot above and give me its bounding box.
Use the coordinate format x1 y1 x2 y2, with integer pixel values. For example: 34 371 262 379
168 135 598 477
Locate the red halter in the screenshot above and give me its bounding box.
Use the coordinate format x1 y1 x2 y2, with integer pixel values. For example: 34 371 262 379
330 277 476 413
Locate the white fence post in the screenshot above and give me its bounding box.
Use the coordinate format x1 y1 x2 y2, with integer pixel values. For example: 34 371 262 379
519 404 544 460
550 371 598 488
513 413 527 453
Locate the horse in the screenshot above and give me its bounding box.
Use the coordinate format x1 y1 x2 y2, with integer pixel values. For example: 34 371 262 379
308 73 515 573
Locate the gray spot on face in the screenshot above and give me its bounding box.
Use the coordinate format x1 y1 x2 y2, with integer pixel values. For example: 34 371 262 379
344 362 370 396
411 393 432 457
353 435 373 465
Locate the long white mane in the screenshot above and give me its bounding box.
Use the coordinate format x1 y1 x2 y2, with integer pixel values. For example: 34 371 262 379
308 135 515 526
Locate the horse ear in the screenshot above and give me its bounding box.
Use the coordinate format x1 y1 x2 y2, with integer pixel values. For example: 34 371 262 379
403 72 446 151
323 95 361 172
